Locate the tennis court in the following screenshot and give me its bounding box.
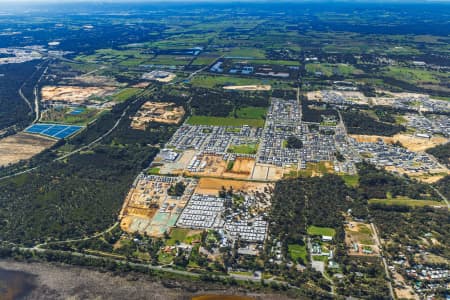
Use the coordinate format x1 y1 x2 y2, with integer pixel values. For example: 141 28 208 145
25 123 83 139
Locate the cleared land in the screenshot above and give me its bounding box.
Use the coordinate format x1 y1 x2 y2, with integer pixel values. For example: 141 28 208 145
369 197 445 208
350 134 448 152
344 221 379 256
131 101 185 129
223 85 271 91
41 85 116 105
0 132 55 167
194 177 269 196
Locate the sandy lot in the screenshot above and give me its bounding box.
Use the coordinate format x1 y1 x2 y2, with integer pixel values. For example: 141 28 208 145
251 164 284 181
393 271 419 300
350 133 448 152
41 85 116 105
344 221 380 257
223 85 271 91
0 132 55 167
229 157 255 175
131 101 185 129
195 178 269 196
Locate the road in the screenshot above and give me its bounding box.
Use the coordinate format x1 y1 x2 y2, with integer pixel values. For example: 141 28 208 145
8 243 294 289
34 222 119 249
370 222 395 299
431 186 450 209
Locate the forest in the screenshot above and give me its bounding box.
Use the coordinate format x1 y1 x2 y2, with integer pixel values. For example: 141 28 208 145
342 110 405 136
0 61 38 131
426 142 450 167
190 88 269 117
0 88 178 246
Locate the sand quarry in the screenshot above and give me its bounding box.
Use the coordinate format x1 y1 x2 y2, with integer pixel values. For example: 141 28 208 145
0 132 55 167
41 85 116 105
131 101 185 130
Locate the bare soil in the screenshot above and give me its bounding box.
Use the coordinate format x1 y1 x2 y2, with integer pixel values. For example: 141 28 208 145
0 132 55 167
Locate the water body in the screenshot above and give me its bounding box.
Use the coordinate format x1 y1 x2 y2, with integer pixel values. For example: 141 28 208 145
0 268 36 300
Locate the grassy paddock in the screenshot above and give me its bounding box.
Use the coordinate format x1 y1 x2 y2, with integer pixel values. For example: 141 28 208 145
307 226 336 237
369 197 444 207
187 116 265 127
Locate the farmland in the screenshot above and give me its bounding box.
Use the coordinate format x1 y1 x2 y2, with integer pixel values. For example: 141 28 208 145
186 116 265 127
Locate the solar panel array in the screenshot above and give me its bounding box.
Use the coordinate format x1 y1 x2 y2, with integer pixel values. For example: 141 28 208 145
25 123 83 139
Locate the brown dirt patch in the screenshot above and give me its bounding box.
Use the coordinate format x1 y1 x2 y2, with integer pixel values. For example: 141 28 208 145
195 178 269 195
41 85 116 105
350 133 448 152
131 101 185 129
0 132 55 167
223 85 271 91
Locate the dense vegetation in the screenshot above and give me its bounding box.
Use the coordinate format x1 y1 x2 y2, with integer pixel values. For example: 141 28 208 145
426 142 450 167
0 61 38 131
0 88 178 246
190 89 269 117
342 110 405 136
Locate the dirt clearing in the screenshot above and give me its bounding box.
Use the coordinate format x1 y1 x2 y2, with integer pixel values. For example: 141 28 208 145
223 85 271 91
0 132 55 167
350 133 448 152
41 85 116 105
195 178 269 195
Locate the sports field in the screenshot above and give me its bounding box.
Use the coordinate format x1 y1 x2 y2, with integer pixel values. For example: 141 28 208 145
307 226 336 237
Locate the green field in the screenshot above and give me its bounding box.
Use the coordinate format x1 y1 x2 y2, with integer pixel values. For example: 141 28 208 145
187 116 265 127
232 59 300 66
369 197 444 208
112 88 142 102
190 75 265 88
227 143 259 154
307 226 336 237
234 106 267 119
40 107 105 126
341 174 359 188
226 48 266 59
288 244 307 261
149 55 191 66
305 63 363 76
147 167 160 175
383 66 440 84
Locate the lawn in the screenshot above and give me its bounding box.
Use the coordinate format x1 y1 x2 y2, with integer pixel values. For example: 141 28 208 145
307 226 336 237
112 88 142 102
234 106 267 119
369 197 444 208
187 116 265 127
288 244 307 261
147 167 160 175
227 143 259 154
341 174 359 187
167 228 190 245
